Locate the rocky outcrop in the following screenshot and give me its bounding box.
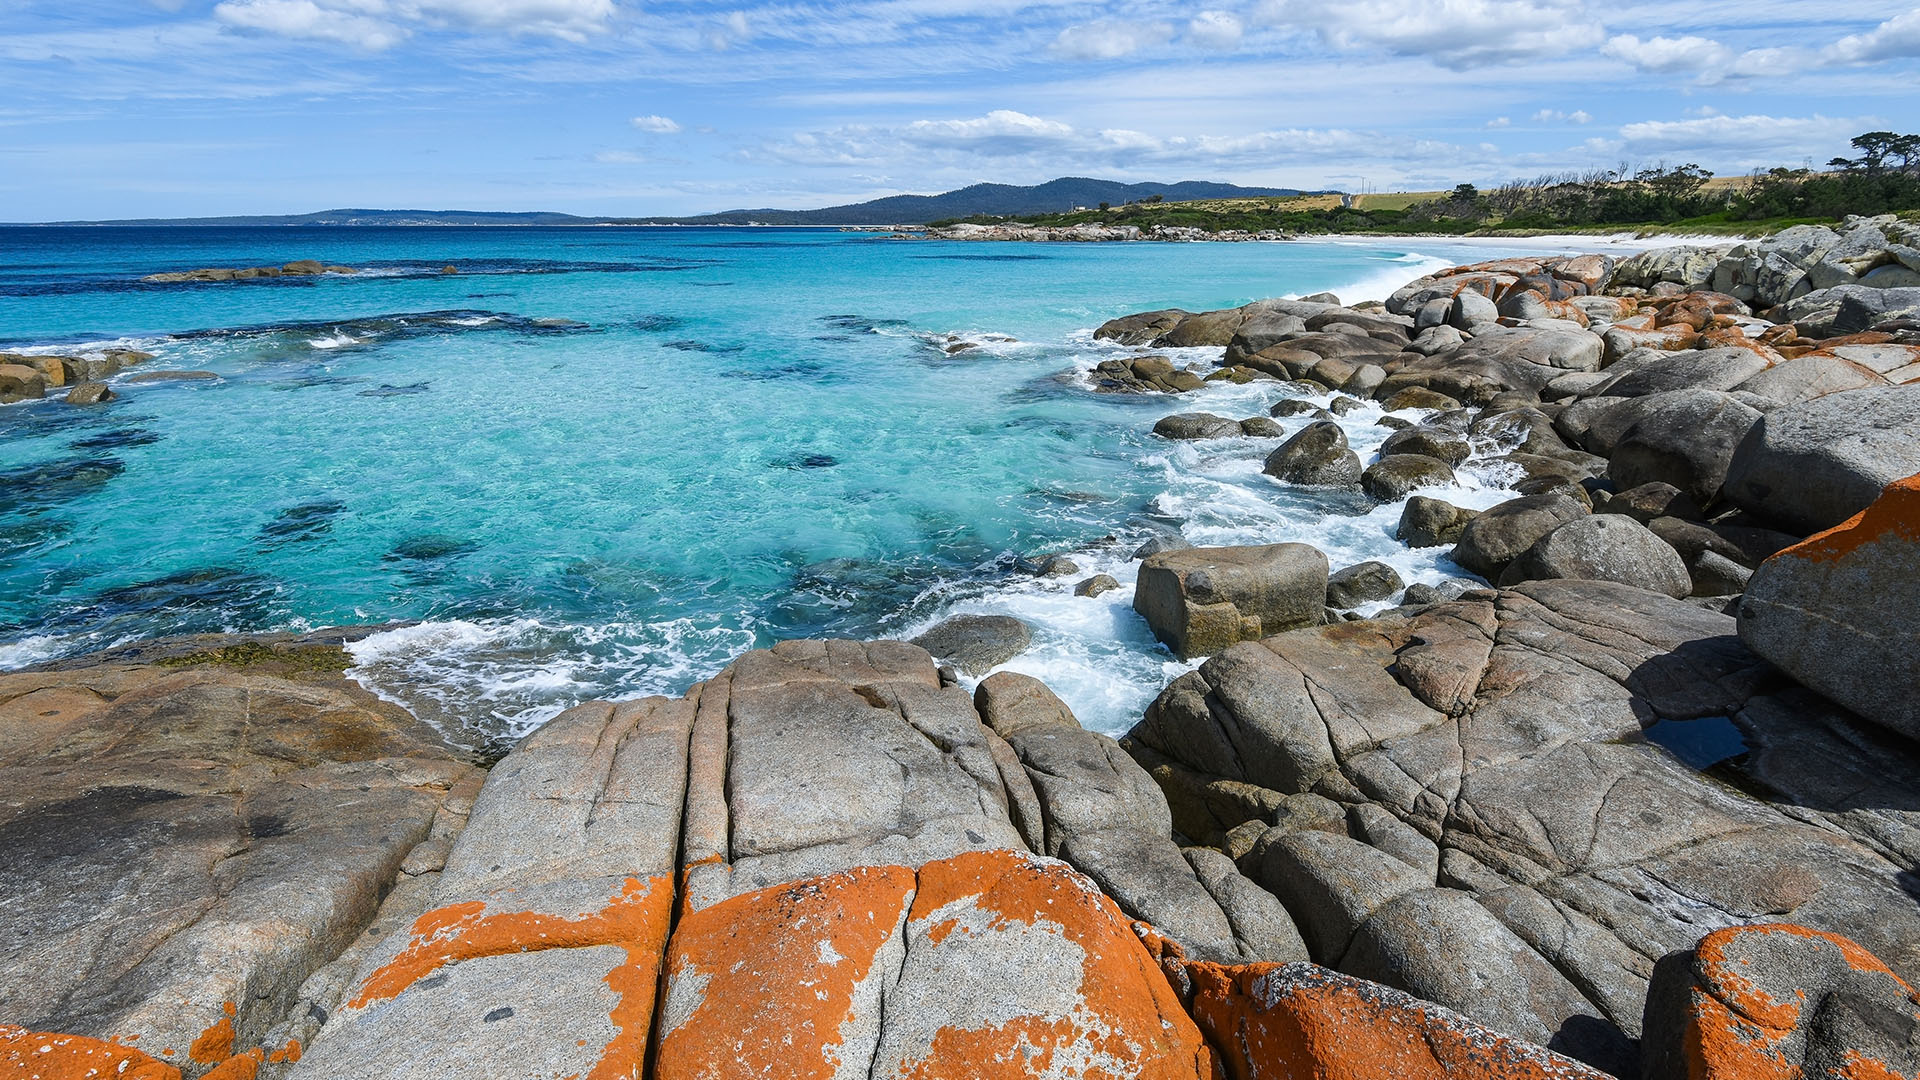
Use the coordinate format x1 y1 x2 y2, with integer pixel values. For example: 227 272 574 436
1640 924 1920 1080
1090 354 1209 393
1127 579 1920 1075
0 634 483 1080
143 261 357 283
1134 543 1329 658
14 633 1655 1080
1722 384 1920 534
909 613 1033 675
1739 472 1920 741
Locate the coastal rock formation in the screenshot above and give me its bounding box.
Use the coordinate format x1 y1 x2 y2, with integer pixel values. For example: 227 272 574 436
1639 924 1920 1080
1739 473 1920 740
1133 543 1329 658
143 261 358 283
1722 384 1920 534
11 633 1654 1080
1126 578 1920 1076
0 634 484 1080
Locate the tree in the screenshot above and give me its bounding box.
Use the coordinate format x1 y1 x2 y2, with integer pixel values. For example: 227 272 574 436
1450 183 1479 202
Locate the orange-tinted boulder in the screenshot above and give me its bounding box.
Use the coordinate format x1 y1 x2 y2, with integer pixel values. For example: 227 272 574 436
1641 924 1920 1080
1740 472 1920 740
1177 961 1612 1080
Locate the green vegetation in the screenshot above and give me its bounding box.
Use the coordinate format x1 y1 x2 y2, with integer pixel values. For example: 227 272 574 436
933 132 1920 237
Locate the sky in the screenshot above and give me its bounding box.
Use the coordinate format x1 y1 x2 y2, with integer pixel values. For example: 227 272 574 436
2 0 1918 220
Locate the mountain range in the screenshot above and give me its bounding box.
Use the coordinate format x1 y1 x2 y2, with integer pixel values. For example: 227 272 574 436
22 178 1313 227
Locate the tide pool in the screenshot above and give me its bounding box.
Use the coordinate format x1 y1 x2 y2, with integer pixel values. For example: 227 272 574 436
0 226 1568 744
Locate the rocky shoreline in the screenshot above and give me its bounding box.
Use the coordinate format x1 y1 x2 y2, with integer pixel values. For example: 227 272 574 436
5 218 1920 1079
932 221 1293 242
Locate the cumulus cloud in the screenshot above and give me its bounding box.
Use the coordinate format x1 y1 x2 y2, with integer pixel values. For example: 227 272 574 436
1253 0 1598 69
1613 113 1866 165
1601 34 1729 72
1185 11 1244 50
1532 108 1591 124
1486 117 1511 128
1824 10 1920 63
213 0 616 49
754 109 1493 186
1050 20 1174 60
214 0 406 50
631 114 681 133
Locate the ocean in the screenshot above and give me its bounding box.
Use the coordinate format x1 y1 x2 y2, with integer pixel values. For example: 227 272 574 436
0 225 1568 746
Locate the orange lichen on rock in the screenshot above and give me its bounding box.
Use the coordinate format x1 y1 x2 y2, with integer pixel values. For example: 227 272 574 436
347 875 673 1080
200 1047 264 1080
1673 924 1919 1080
652 864 917 1080
1178 961 1610 1080
0 1025 182 1080
885 849 1215 1080
188 1002 237 1064
1766 473 1920 566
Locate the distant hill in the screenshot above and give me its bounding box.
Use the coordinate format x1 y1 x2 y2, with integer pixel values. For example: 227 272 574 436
645 179 1315 225
21 180 1318 228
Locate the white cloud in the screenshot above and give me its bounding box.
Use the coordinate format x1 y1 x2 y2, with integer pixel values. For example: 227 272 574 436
214 0 406 50
1186 11 1244 50
902 109 1076 149
213 0 615 49
1601 33 1729 72
1825 10 1920 63
1253 0 1599 69
1486 116 1511 128
1614 113 1866 165
594 150 644 163
631 114 681 133
1050 19 1174 60
1532 108 1591 124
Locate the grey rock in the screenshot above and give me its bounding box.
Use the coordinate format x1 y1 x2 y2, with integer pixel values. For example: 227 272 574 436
1133 543 1329 658
1396 496 1480 548
63 381 116 405
1379 425 1471 466
1246 828 1427 962
1153 411 1242 440
1723 384 1920 533
1074 574 1119 598
1238 415 1285 438
1499 515 1692 599
1184 846 1310 963
1362 454 1456 502
1450 493 1588 579
1264 421 1363 488
911 614 1032 676
1606 389 1765 506
1327 561 1406 609
1740 479 1920 740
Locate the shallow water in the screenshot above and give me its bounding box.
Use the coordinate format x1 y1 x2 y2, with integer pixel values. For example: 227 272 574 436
0 226 1569 741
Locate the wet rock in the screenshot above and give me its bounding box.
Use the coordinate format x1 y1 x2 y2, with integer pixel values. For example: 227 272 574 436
1361 454 1456 502
909 614 1033 676
1153 412 1242 440
124 370 218 383
1263 421 1363 488
1450 493 1588 579
1093 308 1193 344
1740 474 1920 740
1075 573 1120 598
1597 481 1702 523
1326 561 1405 609
0 363 47 403
1379 425 1470 466
1237 415 1285 438
1134 543 1329 658
1132 533 1192 560
63 381 115 405
1396 495 1480 548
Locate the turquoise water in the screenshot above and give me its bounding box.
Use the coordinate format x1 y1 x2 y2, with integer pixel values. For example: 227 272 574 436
0 226 1559 743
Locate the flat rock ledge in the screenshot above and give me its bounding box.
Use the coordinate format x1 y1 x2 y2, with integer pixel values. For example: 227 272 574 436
5 626 1916 1079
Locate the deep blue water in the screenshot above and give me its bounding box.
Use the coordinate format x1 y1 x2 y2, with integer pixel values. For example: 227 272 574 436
0 225 1560 741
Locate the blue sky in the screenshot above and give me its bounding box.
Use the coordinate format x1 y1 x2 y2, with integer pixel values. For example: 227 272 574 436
3 0 1917 219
